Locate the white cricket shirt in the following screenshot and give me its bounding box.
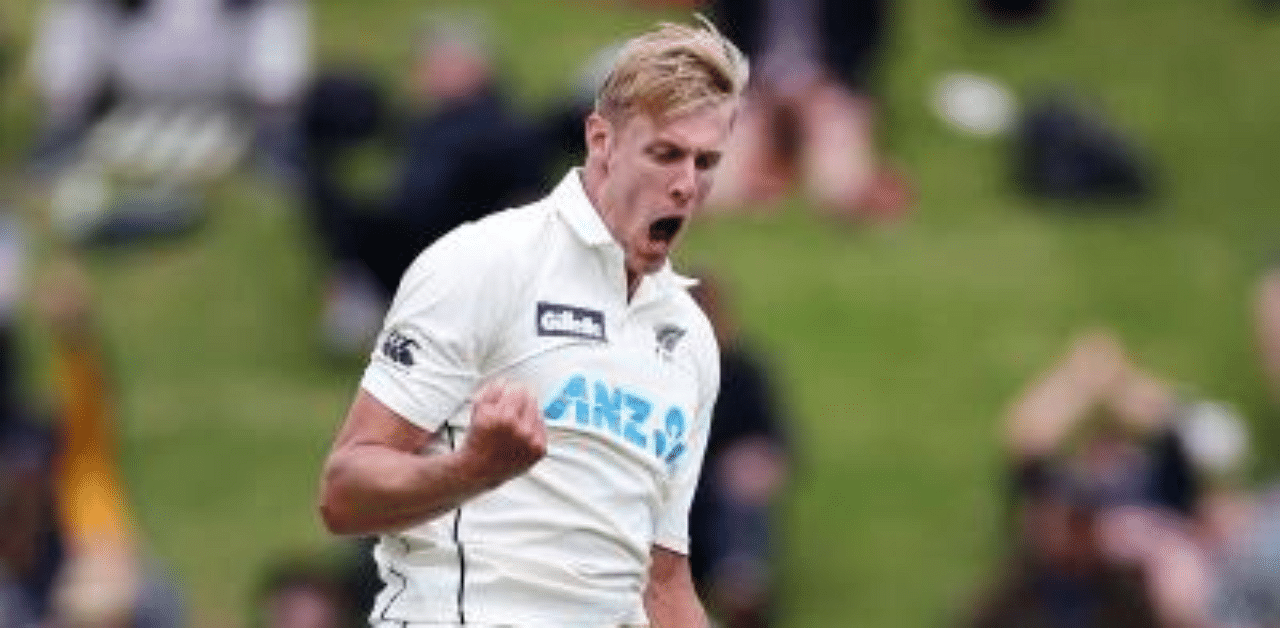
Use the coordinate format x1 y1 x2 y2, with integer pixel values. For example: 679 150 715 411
360 169 720 628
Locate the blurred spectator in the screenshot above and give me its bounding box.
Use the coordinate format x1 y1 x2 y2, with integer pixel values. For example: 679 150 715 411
253 555 360 628
688 274 793 628
0 256 182 628
963 467 1164 628
28 0 311 243
1002 332 1198 518
300 14 548 354
1083 271 1280 628
960 330 1224 628
704 0 911 221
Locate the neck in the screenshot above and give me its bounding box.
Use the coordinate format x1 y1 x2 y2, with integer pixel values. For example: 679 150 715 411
579 167 640 301
580 162 605 217
626 269 640 300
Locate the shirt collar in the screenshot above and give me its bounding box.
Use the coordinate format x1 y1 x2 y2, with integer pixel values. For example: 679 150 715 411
552 169 614 248
551 168 699 295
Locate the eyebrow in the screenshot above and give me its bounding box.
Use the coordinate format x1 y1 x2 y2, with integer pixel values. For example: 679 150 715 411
646 141 720 164
646 141 683 155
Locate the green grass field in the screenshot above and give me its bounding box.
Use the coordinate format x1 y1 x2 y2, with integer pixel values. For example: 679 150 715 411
6 0 1280 626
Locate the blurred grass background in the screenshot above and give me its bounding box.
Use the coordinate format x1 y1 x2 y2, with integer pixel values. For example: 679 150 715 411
5 0 1280 626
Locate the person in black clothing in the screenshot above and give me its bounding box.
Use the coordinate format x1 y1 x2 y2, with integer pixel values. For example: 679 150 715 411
965 472 1164 628
0 261 183 628
0 324 61 628
301 17 547 354
1001 332 1199 520
688 274 793 628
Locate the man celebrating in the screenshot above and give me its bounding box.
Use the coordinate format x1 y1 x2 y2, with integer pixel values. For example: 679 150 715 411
318 20 748 628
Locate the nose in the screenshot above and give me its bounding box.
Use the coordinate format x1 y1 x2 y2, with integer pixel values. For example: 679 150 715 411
669 160 697 206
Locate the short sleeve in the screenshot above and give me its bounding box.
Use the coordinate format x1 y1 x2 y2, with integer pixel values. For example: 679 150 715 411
359 226 512 432
653 331 720 554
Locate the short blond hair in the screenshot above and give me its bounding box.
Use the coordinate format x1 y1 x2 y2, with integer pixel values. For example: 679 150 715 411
595 17 749 122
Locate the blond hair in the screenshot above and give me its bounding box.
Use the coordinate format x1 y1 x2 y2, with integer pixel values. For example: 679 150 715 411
595 17 749 122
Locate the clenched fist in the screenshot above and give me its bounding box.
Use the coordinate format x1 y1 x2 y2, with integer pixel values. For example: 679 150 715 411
460 380 547 489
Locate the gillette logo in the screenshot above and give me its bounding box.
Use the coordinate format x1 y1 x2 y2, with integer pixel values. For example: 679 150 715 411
537 302 606 342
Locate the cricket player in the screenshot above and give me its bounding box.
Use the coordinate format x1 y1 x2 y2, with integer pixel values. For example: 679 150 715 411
318 19 748 628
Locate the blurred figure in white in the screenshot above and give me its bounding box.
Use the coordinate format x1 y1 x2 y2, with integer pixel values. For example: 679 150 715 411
29 0 310 244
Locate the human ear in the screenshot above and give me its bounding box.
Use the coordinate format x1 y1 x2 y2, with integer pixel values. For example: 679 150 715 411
585 112 613 169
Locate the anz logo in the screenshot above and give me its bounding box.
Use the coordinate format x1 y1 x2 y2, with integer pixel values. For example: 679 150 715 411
542 373 689 469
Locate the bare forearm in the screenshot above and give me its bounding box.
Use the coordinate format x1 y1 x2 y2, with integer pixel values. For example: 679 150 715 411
645 581 708 628
320 444 491 536
645 548 708 628
1006 348 1118 455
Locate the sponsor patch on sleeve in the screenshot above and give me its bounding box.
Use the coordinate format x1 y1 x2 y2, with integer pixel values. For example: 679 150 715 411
381 327 421 367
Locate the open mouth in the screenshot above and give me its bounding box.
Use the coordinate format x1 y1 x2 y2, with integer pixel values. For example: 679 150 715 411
648 216 684 243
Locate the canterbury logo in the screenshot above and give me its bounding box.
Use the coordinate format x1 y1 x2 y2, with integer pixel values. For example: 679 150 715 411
382 329 420 366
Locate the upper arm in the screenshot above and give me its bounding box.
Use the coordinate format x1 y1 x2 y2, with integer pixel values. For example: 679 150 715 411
358 221 523 432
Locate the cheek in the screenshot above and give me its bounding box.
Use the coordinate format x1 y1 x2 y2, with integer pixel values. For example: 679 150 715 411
624 163 667 206
696 171 715 196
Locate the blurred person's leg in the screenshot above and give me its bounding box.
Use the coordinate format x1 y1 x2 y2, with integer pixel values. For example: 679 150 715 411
296 71 403 355
704 500 775 628
801 0 912 221
28 0 114 172
794 81 877 218
237 0 312 179
701 438 788 628
705 93 793 212
298 71 386 261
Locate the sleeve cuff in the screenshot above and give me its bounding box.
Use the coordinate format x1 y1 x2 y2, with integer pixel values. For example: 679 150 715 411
652 531 689 555
360 364 450 433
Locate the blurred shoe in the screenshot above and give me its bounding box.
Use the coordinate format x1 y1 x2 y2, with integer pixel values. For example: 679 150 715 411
49 165 112 242
79 184 205 249
28 122 90 179
858 165 915 222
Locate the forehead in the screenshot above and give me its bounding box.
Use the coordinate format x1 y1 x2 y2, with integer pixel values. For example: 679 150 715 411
618 103 736 150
